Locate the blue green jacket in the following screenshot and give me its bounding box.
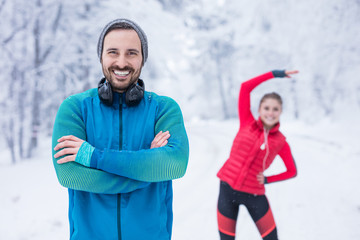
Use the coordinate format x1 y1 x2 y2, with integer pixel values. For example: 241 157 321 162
52 88 189 240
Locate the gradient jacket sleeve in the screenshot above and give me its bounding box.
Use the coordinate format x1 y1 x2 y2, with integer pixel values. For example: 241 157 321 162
83 97 189 182
52 96 150 194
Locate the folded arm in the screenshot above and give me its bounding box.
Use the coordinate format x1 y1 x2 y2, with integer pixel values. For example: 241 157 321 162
55 96 189 182
89 97 189 182
52 95 150 194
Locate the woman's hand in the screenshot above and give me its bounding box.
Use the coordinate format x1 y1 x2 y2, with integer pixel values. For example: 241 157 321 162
257 172 265 184
285 70 299 77
151 131 170 149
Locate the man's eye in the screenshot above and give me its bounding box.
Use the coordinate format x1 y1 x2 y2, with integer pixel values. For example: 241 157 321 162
107 50 118 55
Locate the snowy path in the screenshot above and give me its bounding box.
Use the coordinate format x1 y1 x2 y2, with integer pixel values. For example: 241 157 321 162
0 119 359 239
173 119 360 240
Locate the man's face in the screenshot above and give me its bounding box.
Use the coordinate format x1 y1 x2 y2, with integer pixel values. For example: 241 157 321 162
101 29 143 93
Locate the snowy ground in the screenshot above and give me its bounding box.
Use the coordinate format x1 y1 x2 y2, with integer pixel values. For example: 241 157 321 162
0 118 359 240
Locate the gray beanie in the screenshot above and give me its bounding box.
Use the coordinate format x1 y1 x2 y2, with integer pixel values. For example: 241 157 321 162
97 18 148 64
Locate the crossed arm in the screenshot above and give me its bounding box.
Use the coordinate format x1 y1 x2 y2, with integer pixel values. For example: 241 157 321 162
52 95 189 193
54 131 171 164
52 97 156 194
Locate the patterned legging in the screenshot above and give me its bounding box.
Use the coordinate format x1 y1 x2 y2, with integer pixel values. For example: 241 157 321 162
217 181 278 240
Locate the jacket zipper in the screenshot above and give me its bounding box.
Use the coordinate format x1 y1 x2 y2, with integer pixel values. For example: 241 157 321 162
117 95 123 240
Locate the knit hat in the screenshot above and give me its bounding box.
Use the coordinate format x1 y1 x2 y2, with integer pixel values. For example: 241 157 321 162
97 18 148 64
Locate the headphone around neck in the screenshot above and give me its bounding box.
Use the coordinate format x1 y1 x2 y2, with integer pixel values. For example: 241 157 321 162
98 78 145 107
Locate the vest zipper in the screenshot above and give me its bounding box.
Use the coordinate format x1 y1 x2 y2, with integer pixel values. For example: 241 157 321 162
117 95 123 240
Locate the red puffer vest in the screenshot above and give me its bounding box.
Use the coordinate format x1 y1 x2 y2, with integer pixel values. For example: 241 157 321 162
217 71 287 195
217 118 285 195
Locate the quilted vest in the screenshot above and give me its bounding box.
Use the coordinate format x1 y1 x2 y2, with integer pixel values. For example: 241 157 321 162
217 118 285 195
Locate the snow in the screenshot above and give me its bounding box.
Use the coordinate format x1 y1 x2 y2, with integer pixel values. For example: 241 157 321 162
1 0 360 239
1 117 359 240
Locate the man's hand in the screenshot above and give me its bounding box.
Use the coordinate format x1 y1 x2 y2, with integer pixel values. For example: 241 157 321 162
151 131 170 149
54 135 84 164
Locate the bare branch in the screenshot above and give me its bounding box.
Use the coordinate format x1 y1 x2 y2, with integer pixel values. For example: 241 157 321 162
2 21 28 45
41 45 54 64
52 3 63 33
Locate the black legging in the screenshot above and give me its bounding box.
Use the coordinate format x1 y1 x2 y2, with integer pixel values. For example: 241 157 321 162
217 181 278 240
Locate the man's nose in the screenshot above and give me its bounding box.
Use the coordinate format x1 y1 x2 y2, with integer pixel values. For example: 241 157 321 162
114 55 128 68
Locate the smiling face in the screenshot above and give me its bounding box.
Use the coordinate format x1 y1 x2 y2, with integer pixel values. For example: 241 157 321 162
258 98 282 129
101 29 143 93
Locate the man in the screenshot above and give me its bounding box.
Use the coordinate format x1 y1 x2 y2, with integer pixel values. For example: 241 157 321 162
52 18 189 240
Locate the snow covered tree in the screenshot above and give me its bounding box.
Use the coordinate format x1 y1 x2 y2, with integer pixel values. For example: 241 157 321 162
0 0 103 162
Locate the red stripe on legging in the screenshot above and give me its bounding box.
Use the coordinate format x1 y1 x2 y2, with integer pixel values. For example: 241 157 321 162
255 207 276 238
261 224 276 238
217 210 236 237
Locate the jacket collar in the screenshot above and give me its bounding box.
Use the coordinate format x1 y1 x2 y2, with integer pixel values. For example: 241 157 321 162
111 92 126 109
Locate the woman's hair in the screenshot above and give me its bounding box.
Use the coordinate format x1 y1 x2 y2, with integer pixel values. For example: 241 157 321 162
259 92 283 108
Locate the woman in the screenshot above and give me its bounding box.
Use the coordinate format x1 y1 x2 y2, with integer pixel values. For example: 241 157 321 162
216 70 298 240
